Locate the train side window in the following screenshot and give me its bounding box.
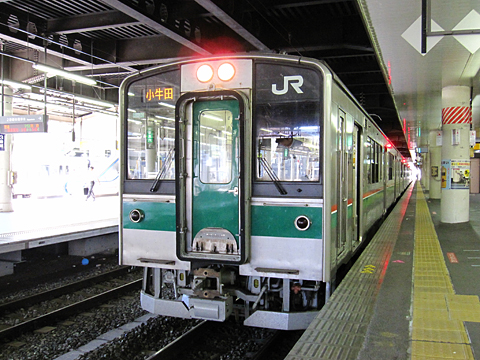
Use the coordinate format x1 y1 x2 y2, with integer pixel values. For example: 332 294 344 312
365 137 382 184
388 153 394 180
375 142 381 183
125 70 180 180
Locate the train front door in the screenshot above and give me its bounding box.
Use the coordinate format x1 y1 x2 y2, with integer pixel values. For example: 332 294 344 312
176 96 243 262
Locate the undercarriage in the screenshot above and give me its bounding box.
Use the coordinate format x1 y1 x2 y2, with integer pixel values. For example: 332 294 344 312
141 265 325 330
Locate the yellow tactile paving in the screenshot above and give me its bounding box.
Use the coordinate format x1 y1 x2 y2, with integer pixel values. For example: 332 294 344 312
411 342 474 359
412 309 451 321
412 327 469 343
411 188 476 359
413 297 447 310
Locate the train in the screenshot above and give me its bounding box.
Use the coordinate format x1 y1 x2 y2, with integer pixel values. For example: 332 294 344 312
119 54 411 330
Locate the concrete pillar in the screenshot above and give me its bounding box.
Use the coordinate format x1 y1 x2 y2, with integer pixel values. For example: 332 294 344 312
440 86 471 223
0 86 13 212
429 130 442 199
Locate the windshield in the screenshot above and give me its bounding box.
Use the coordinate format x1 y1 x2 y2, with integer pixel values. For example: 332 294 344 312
255 102 321 182
254 63 322 184
126 70 180 180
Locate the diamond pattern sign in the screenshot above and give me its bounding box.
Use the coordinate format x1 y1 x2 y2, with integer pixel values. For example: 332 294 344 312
402 10 480 54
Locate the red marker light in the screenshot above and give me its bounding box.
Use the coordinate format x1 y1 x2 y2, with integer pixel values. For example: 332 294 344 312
218 62 235 82
197 64 214 83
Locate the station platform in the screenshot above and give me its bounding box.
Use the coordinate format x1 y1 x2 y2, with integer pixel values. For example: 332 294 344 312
0 196 119 274
286 182 480 360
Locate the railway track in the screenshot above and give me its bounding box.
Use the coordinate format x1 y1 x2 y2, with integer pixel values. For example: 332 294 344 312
145 320 279 360
0 267 142 343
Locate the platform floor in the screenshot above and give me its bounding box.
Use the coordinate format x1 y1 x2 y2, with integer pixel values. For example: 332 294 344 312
0 196 118 254
286 183 480 360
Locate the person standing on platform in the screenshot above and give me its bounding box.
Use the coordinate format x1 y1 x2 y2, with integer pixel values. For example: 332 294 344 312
85 166 98 201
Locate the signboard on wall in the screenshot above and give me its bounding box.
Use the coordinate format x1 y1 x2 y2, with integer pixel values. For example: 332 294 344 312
441 159 470 190
0 133 4 151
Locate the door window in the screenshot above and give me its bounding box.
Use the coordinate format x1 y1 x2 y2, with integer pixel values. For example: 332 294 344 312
199 110 233 184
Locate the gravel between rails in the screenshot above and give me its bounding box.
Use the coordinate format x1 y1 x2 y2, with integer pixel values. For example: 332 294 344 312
0 254 121 306
0 291 147 360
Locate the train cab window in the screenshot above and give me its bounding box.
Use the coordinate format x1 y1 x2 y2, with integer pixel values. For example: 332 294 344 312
253 62 323 197
125 70 180 181
256 118 320 183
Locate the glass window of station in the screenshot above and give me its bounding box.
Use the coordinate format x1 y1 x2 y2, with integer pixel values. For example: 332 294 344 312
254 63 322 184
126 70 180 180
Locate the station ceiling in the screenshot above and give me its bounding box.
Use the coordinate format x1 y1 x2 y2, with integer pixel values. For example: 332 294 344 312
1 0 479 159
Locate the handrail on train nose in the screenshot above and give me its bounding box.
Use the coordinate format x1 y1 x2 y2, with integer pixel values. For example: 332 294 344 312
227 187 238 196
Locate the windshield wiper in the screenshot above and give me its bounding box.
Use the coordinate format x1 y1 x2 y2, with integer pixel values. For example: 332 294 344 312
258 156 287 195
150 147 175 192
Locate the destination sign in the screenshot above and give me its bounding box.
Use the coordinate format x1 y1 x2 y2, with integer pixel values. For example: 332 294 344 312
0 115 48 133
145 87 174 102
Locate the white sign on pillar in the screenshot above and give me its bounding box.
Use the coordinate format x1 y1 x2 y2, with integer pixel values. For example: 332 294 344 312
436 131 443 146
452 129 460 145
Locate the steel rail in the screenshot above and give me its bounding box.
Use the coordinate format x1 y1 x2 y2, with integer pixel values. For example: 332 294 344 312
146 321 210 360
0 279 141 342
0 266 134 316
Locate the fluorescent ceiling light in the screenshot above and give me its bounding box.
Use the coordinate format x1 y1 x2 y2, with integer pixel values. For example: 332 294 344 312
75 95 115 108
0 79 32 91
159 102 175 109
155 115 175 121
32 63 97 86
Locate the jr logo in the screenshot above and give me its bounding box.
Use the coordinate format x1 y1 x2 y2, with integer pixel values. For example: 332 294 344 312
272 75 304 95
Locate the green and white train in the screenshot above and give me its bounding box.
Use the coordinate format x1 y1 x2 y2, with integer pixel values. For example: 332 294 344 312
119 54 410 330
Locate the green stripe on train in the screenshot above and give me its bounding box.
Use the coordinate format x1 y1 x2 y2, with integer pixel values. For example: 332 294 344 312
251 205 322 239
123 201 176 231
331 204 354 228
363 189 384 206
123 202 323 239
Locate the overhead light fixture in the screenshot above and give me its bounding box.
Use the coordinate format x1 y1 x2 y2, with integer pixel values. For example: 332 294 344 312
0 79 32 91
32 63 97 86
159 102 175 109
155 115 175 121
75 95 115 108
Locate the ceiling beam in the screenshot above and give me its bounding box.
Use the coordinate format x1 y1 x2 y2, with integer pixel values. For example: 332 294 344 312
99 0 210 55
194 0 269 51
0 29 94 68
47 10 140 35
0 28 138 74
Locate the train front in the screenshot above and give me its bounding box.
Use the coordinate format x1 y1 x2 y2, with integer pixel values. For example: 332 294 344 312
120 55 327 330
